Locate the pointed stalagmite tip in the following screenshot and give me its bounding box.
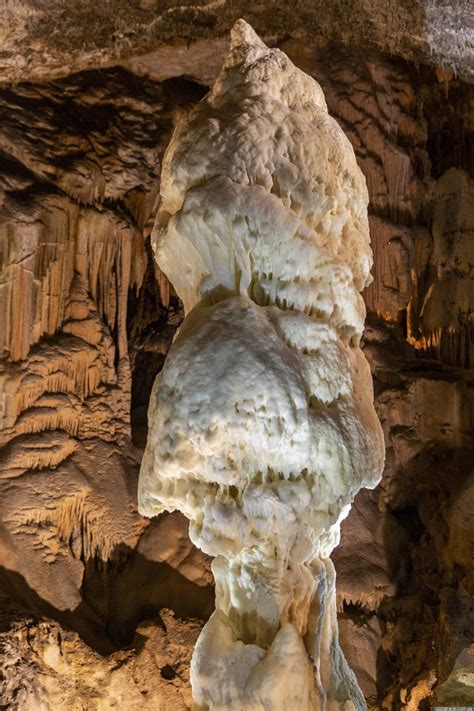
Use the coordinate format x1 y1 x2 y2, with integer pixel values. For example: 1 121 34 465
229 18 267 52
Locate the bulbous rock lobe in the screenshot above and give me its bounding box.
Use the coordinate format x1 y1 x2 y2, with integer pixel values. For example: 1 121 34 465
153 19 373 342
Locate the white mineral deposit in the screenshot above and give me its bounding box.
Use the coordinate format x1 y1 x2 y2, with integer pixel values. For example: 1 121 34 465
139 19 385 710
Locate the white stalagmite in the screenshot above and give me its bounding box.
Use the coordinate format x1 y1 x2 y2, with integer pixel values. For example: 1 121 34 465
138 19 385 711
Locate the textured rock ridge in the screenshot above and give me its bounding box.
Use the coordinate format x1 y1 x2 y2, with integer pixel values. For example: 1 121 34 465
0 600 199 710
139 21 385 710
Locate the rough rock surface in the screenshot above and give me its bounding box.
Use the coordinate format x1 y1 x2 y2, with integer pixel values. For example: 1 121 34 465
1 1 473 84
139 21 385 710
0 67 212 653
0 598 199 710
0 7 473 711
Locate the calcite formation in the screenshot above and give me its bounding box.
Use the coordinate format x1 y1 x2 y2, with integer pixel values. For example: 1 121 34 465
0 69 180 634
407 168 474 367
139 20 385 710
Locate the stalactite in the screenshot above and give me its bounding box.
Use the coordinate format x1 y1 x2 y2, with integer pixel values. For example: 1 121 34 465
0 198 146 364
0 435 79 472
407 168 474 368
13 491 121 562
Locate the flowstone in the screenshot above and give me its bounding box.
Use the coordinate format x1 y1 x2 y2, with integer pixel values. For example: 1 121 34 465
139 20 385 710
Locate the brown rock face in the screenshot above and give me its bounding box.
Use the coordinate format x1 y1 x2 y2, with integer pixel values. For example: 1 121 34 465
0 15 473 711
0 599 200 710
0 69 213 656
1 1 473 84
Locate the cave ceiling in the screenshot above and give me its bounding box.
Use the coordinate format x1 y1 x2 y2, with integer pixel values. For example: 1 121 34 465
1 0 473 85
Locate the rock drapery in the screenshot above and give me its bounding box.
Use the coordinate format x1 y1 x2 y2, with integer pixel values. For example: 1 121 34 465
138 21 385 709
0 66 212 652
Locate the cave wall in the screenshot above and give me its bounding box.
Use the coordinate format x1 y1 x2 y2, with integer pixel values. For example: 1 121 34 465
0 69 213 654
0 17 473 711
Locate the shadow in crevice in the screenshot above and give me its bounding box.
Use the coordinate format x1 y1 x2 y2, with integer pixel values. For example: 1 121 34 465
0 541 214 655
0 565 114 655
105 554 214 647
378 444 474 703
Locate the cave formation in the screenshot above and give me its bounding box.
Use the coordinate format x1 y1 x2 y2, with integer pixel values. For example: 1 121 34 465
138 21 386 709
0 3 473 710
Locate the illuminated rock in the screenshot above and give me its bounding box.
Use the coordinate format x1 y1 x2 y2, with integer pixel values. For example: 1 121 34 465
139 20 385 710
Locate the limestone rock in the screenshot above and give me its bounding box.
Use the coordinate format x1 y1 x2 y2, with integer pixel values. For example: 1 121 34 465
435 645 474 706
0 9 472 710
0 66 199 648
408 168 474 367
0 601 199 710
139 21 384 710
337 613 385 700
0 1 472 85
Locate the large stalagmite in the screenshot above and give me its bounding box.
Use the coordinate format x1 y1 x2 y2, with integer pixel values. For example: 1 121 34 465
138 20 385 710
